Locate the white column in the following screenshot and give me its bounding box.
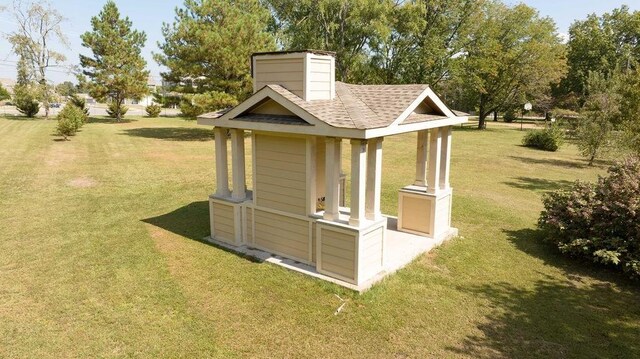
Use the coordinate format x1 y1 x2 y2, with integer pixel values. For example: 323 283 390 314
427 127 442 194
414 130 428 187
324 138 341 221
214 127 230 197
350 139 367 226
439 126 452 190
231 129 246 200
365 138 383 221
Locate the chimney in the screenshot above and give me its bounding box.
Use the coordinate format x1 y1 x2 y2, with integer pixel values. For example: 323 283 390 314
251 50 336 101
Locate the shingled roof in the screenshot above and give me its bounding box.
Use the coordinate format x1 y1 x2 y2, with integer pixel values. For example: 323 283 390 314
201 81 452 130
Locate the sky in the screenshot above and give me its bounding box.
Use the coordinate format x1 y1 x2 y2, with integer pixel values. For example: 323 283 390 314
1 0 639 84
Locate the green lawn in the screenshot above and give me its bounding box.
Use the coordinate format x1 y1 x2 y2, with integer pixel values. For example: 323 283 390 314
0 115 638 358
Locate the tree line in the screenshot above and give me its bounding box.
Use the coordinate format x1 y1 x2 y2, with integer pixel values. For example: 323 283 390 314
3 0 640 155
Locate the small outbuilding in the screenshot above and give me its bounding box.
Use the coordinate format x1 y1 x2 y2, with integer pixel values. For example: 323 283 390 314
198 50 467 290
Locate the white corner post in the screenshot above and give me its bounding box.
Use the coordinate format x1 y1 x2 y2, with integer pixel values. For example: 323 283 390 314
350 139 367 226
324 138 342 221
365 138 383 221
214 127 230 198
439 126 452 190
414 130 428 187
230 129 246 200
427 127 442 194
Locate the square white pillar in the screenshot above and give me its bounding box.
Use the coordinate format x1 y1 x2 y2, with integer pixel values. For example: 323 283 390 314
324 138 341 221
439 126 452 190
427 128 442 194
230 129 246 200
350 139 367 226
365 138 383 221
414 130 428 187
214 127 230 198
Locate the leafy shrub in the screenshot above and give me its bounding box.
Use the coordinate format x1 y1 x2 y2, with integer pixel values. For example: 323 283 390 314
538 157 640 278
56 103 86 140
107 101 128 120
503 110 517 123
522 125 564 151
13 85 40 117
146 104 162 117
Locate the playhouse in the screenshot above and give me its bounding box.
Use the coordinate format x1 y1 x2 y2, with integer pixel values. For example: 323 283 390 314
198 50 467 290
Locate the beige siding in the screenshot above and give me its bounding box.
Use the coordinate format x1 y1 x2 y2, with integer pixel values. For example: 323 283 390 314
401 195 432 235
246 207 253 244
254 58 304 98
307 58 332 100
319 227 357 281
435 194 451 234
255 134 307 215
212 201 235 244
360 226 384 278
311 222 317 264
253 209 310 262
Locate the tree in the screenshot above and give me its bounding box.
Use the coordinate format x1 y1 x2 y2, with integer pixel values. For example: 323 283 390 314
13 56 40 117
577 72 620 165
453 1 566 129
55 81 77 97
561 6 640 101
368 0 482 87
0 83 10 102
79 1 149 122
155 0 275 117
266 0 390 83
4 0 67 119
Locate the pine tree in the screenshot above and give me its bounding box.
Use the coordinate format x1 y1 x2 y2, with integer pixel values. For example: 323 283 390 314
79 1 149 122
13 57 40 118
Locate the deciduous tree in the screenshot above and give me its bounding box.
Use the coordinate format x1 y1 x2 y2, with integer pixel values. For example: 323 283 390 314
454 1 566 129
4 0 68 119
80 1 149 122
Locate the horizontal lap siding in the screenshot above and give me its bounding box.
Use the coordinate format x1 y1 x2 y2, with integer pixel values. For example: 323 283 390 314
254 58 304 98
308 58 332 100
320 228 356 280
246 208 253 244
253 209 310 261
255 134 307 216
360 227 383 278
213 202 235 244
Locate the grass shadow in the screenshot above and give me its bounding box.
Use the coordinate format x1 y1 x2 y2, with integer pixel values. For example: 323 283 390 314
447 274 640 358
141 201 261 262
503 176 574 192
508 155 586 169
122 127 214 141
87 116 136 124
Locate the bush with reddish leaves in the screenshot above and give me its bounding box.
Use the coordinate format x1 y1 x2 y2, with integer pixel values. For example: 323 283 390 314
538 157 640 278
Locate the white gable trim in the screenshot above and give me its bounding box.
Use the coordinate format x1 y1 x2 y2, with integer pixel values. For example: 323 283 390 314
389 88 456 128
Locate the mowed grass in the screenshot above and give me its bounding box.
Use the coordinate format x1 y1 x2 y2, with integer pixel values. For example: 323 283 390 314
0 115 638 358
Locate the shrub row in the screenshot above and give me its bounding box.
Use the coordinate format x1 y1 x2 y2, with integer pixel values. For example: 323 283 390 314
538 157 640 278
56 97 89 140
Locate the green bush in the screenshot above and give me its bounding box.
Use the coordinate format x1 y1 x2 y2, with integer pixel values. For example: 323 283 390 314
538 157 640 278
145 104 162 117
522 125 564 151
106 101 128 120
69 95 90 117
13 85 40 117
56 103 87 140
503 110 517 123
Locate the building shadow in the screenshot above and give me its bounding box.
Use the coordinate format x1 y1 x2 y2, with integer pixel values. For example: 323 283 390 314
445 227 640 358
503 176 574 192
122 127 214 141
141 201 260 262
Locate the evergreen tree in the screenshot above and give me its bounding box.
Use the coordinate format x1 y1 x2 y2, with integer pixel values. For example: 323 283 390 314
79 1 149 122
0 83 9 102
155 0 275 117
13 56 40 118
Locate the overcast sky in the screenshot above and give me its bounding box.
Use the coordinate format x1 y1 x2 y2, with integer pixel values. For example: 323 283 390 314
1 0 639 84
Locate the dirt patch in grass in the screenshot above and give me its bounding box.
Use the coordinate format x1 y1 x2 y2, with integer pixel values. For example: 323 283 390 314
67 176 97 188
